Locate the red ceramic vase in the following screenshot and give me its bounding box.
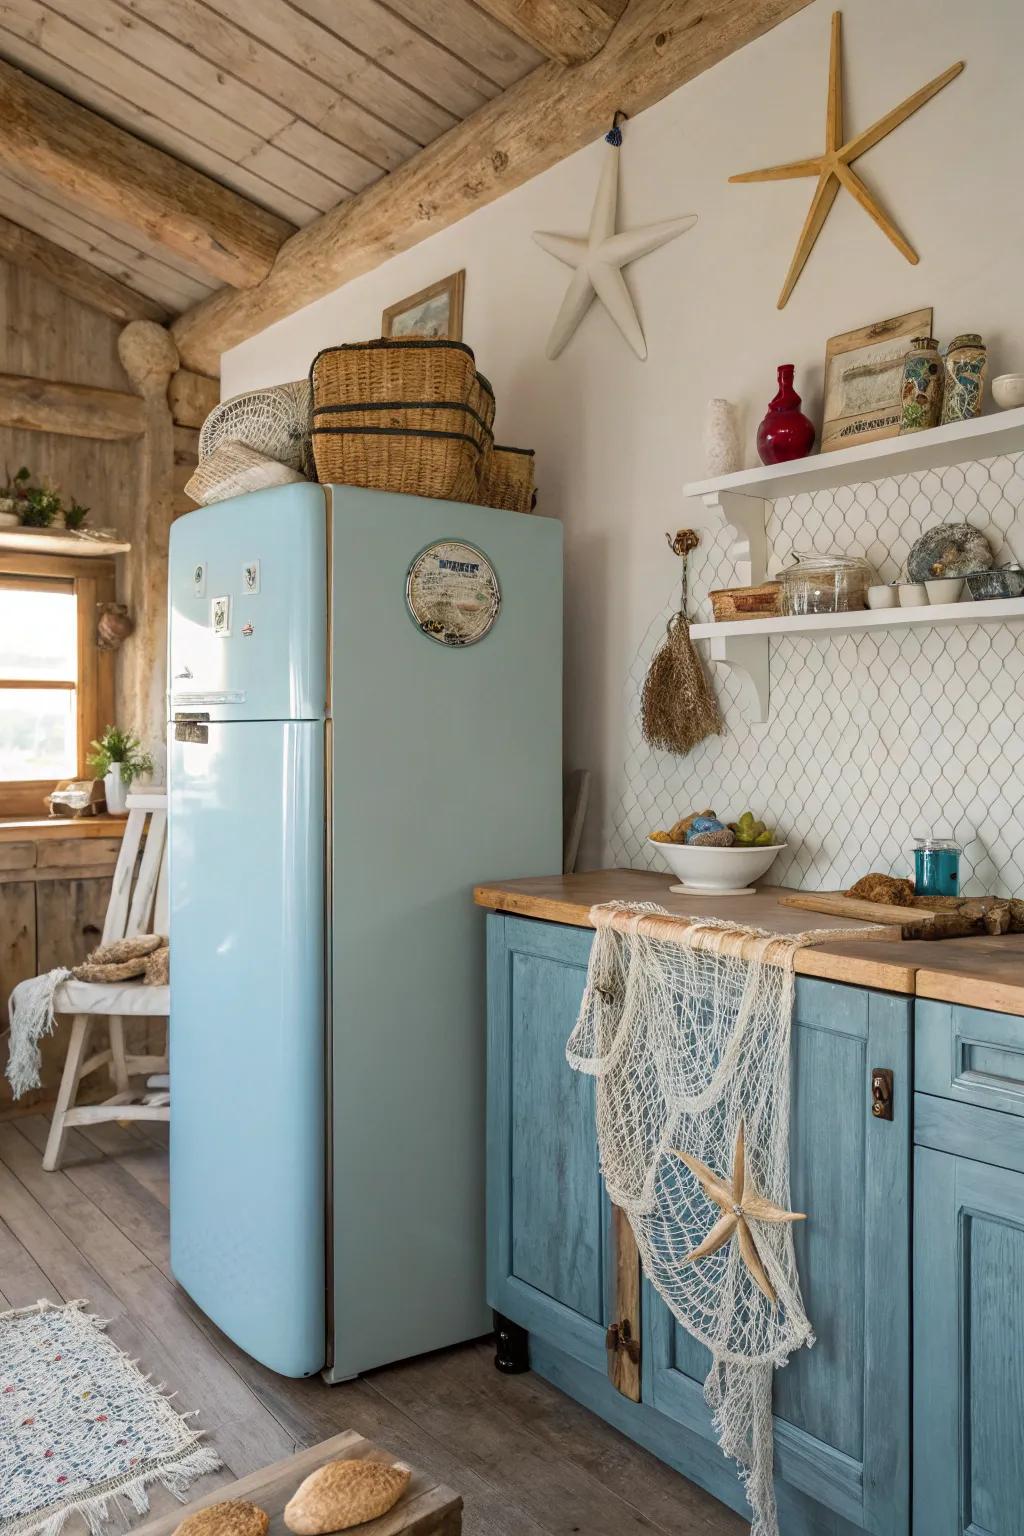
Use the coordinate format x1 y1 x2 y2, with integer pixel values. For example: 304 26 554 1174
756 363 816 465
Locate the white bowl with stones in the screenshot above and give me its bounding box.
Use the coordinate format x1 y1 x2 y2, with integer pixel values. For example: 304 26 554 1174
648 837 787 896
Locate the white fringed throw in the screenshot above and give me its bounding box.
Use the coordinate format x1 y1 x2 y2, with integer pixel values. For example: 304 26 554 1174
566 903 873 1535
5 970 72 1100
0 1300 221 1536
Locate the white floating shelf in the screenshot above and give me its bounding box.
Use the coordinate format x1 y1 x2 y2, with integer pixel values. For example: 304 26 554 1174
0 527 130 557
690 596 1024 641
683 408 1024 723
684 406 1024 503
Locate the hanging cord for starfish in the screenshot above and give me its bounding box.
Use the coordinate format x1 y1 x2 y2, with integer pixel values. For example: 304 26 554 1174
641 528 723 755
605 109 629 146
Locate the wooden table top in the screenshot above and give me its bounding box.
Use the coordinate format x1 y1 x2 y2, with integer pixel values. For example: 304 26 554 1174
474 869 1024 1016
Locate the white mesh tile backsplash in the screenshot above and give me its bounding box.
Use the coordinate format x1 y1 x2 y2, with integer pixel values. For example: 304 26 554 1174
610 452 1024 896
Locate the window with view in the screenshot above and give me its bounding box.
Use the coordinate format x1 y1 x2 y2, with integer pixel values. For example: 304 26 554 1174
0 582 79 782
0 558 115 818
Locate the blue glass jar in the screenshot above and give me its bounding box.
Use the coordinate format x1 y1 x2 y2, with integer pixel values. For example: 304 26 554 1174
913 838 961 897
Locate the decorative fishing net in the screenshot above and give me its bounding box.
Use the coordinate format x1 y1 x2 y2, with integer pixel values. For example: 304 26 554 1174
566 903 853 1535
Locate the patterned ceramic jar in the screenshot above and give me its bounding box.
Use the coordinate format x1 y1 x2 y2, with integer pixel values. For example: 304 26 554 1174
899 337 943 434
940 333 988 424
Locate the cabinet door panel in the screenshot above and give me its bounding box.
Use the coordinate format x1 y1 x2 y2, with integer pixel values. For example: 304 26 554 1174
487 914 611 1373
510 946 603 1321
645 978 910 1535
915 1147 1024 1536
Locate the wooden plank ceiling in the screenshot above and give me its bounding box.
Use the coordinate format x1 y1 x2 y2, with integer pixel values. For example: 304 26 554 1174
0 0 542 316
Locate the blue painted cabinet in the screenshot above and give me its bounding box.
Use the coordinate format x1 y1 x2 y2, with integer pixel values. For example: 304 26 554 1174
486 915 614 1376
914 999 1024 1536
486 914 912 1535
645 979 912 1536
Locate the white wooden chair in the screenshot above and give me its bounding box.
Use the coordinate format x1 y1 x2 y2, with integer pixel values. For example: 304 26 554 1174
43 791 170 1172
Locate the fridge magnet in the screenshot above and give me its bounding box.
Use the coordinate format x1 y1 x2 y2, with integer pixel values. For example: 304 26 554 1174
406 540 500 647
382 269 465 340
211 595 231 637
533 112 697 361
192 561 206 597
821 307 933 451
242 559 261 595
729 11 963 309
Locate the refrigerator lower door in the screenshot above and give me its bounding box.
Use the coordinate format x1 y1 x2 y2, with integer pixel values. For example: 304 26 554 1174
169 719 325 1377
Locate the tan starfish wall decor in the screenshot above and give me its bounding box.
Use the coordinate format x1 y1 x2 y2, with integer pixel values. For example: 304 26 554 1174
730 11 964 308
671 1121 806 1305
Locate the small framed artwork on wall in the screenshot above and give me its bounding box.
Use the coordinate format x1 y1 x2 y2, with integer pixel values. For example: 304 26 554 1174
381 270 465 340
821 307 933 452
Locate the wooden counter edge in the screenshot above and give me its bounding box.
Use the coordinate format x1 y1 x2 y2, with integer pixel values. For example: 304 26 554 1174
0 815 128 843
473 883 919 994
916 968 1024 1018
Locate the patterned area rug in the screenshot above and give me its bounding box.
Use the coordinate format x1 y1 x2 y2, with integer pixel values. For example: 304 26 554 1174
0 1300 221 1536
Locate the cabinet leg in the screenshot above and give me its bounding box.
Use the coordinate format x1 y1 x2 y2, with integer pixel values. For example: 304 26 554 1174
493 1311 529 1374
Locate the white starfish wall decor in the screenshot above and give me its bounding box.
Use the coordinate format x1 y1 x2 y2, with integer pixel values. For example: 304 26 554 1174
533 122 697 361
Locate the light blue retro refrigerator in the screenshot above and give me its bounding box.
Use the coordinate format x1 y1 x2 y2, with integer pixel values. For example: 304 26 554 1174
167 481 562 1380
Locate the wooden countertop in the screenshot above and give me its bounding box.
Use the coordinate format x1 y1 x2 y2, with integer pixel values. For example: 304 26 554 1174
0 815 127 843
474 869 1024 1015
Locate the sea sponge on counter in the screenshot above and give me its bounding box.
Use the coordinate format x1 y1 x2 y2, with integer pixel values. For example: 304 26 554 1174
845 874 916 906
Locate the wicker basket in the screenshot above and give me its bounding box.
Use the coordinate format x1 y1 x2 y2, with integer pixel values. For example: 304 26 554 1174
311 338 484 415
311 424 482 502
185 441 307 506
311 399 492 453
200 381 311 473
477 444 535 513
709 582 783 621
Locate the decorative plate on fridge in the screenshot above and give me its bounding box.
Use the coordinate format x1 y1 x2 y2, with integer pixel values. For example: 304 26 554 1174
406 540 500 647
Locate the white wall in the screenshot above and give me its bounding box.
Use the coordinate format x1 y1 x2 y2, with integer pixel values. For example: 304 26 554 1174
223 0 1024 873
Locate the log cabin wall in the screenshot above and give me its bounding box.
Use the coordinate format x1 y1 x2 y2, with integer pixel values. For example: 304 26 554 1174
0 251 137 548
0 254 142 1111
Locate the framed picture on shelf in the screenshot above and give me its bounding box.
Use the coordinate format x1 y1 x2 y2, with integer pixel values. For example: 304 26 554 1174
821 307 933 452
381 270 465 341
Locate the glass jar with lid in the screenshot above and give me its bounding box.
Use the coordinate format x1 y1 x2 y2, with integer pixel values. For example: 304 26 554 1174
913 837 962 897
779 553 874 616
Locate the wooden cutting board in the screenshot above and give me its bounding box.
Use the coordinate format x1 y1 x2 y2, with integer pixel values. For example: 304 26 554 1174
778 891 937 927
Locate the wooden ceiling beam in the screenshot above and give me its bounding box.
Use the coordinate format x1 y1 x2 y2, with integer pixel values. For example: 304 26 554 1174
0 60 295 291
0 211 168 325
0 372 148 440
474 0 628 65
172 0 812 376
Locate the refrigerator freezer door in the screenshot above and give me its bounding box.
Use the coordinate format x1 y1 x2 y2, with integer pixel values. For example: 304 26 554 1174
169 719 325 1377
168 483 327 722
326 487 563 1379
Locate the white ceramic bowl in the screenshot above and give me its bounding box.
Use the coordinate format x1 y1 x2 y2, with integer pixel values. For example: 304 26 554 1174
992 373 1024 410
926 577 964 604
866 584 898 609
648 837 787 895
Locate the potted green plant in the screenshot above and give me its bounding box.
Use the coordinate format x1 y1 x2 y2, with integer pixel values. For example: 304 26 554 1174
87 726 153 815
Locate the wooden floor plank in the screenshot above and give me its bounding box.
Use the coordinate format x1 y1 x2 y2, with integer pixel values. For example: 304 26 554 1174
18 1116 172 1272
366 1344 673 1535
0 1211 54 1308
0 1158 129 1318
464 1341 745 1534
75 1119 171 1206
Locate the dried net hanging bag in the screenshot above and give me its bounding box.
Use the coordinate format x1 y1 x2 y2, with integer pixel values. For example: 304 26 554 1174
641 530 723 754
567 904 831 1536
